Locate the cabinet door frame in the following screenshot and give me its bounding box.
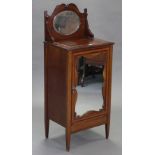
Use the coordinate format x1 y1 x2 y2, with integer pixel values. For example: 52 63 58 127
71 47 111 124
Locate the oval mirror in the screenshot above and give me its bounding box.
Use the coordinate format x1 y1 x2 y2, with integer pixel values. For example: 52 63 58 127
53 10 80 35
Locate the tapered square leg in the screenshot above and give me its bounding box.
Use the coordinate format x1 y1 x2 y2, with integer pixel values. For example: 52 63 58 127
45 117 49 138
66 129 71 151
105 123 110 139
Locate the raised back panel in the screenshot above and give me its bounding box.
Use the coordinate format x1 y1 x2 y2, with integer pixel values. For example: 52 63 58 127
44 3 94 42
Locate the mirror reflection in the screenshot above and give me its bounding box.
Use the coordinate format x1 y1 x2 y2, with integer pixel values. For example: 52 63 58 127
75 57 104 116
53 10 80 35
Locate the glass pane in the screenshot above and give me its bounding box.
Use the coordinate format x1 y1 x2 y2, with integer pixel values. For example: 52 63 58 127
53 11 80 35
75 57 104 116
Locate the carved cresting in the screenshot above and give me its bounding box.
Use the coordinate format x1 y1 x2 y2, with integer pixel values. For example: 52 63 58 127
72 52 108 120
44 3 94 42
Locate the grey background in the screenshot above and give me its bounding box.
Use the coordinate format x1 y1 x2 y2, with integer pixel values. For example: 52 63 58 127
32 0 122 154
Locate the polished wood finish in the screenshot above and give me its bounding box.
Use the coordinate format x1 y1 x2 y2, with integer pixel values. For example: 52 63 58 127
44 3 94 42
44 3 114 151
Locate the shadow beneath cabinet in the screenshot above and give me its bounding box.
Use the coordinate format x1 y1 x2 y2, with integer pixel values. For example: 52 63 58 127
41 130 121 155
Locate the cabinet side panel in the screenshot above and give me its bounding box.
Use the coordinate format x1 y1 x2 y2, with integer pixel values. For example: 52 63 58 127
46 45 68 127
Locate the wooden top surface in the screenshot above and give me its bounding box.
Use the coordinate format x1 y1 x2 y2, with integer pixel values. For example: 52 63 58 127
51 38 114 51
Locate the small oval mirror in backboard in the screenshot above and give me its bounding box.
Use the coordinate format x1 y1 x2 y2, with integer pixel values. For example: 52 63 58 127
53 10 80 35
